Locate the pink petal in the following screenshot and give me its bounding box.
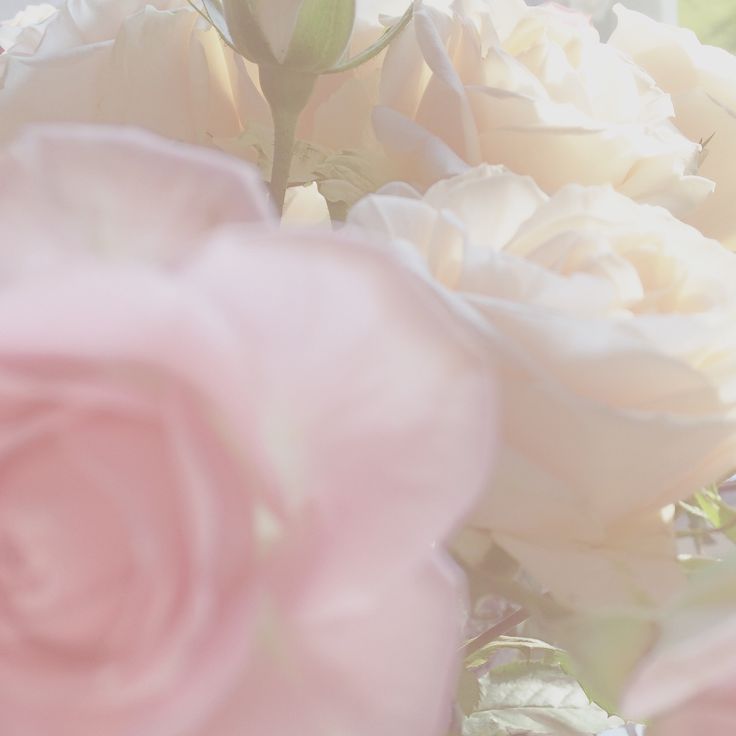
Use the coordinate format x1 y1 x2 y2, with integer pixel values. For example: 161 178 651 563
0 124 273 277
199 554 466 736
184 229 496 590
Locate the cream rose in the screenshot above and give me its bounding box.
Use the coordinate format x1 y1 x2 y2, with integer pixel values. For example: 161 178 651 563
0 1 409 212
0 0 268 146
373 0 712 215
0 123 495 736
349 165 736 609
610 5 736 249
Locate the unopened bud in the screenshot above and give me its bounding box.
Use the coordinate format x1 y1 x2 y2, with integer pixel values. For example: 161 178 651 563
221 0 356 73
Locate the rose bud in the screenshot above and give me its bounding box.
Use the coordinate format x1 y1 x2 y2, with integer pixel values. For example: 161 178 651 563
192 0 413 214
221 0 356 73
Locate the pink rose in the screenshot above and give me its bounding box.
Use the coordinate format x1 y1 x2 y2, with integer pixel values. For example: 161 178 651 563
621 554 736 735
0 125 495 736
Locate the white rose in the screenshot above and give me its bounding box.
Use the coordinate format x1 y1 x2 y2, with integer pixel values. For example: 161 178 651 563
610 5 736 249
0 2 414 213
0 0 267 146
349 165 736 609
373 0 712 215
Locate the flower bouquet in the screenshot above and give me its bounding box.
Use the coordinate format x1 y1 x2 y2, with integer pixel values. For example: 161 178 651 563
1 1 736 734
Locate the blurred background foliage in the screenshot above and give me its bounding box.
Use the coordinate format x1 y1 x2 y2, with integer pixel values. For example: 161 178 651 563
680 0 736 52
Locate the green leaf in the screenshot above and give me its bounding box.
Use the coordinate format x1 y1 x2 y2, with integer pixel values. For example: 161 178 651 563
462 662 622 736
540 612 657 715
694 487 736 543
458 667 482 717
214 125 393 218
314 149 395 210
678 553 721 575
695 486 723 527
325 3 413 74
671 552 736 618
212 121 331 185
466 636 569 671
677 499 709 521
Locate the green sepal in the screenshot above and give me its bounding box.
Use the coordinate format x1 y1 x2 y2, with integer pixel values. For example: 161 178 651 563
284 0 356 72
190 0 413 78
325 2 413 74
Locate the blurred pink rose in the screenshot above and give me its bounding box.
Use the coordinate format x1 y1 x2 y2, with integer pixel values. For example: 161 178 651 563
0 125 495 736
621 554 736 735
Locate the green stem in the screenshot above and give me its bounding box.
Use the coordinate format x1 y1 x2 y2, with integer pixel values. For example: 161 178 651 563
259 64 317 218
269 108 299 216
